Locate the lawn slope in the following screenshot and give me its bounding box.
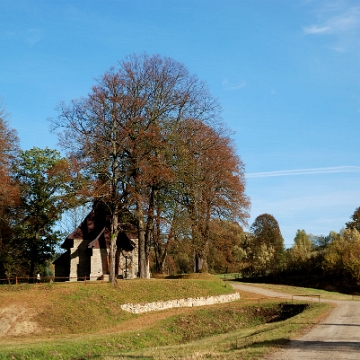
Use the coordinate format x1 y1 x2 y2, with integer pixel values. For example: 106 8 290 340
0 276 332 360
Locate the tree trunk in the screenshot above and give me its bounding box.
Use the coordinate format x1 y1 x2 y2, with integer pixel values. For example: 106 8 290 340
137 200 150 279
109 234 117 284
29 234 38 283
109 208 119 285
144 187 157 274
194 253 206 273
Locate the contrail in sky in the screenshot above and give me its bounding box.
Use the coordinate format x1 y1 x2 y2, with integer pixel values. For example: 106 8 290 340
246 166 360 178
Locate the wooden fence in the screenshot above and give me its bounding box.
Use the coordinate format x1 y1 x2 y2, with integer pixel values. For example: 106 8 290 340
0 275 106 285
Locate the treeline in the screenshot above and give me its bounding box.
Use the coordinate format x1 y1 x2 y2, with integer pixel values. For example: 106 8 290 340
240 208 360 294
158 212 285 276
0 53 250 282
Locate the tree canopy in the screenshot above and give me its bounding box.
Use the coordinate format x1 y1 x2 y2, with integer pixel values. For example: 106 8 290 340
0 102 19 208
346 206 360 232
0 55 250 282
248 213 284 273
52 53 249 281
15 147 76 279
0 103 20 279
250 214 284 253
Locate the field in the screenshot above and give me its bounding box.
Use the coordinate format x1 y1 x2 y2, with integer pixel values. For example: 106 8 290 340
0 275 332 359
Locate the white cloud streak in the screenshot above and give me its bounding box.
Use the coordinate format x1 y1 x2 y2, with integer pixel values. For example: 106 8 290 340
246 166 360 178
303 7 360 35
222 78 246 91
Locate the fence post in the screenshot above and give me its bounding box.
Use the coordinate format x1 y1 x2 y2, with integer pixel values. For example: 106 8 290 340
15 276 18 285
84 276 86 284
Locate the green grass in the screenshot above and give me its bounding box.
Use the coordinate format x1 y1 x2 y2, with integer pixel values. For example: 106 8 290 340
0 276 233 335
126 301 332 360
0 301 331 359
216 273 242 280
0 277 335 359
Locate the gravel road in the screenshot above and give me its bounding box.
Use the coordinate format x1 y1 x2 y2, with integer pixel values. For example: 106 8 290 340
231 282 360 360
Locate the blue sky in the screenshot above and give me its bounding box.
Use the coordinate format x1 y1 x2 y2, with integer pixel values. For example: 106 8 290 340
1 0 360 246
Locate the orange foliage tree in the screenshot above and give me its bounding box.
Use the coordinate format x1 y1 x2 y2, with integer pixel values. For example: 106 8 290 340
174 119 249 272
0 103 20 279
0 102 19 208
52 54 225 281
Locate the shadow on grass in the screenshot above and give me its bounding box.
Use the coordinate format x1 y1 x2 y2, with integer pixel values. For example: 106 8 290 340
72 355 153 359
240 338 360 352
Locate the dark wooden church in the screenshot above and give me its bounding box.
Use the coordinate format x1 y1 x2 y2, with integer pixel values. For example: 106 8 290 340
53 204 138 281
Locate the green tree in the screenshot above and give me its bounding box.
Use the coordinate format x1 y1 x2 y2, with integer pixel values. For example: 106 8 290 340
323 229 360 288
15 147 76 280
294 229 312 253
250 213 284 272
346 206 360 232
286 229 313 272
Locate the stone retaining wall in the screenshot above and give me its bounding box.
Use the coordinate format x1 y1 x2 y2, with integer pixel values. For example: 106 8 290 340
120 292 240 314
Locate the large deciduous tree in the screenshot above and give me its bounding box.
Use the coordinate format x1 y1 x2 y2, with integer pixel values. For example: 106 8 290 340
323 228 360 287
207 220 246 274
174 119 249 272
0 102 19 207
15 147 76 280
250 213 284 272
293 229 312 253
52 53 224 281
0 102 20 279
346 206 360 232
286 229 313 272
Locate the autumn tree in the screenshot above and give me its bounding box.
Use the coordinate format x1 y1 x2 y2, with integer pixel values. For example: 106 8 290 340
285 229 313 272
151 201 185 274
207 220 245 274
0 102 19 207
0 102 20 279
173 119 249 272
346 206 360 232
249 213 284 273
53 53 222 281
323 229 360 288
15 147 76 280
293 229 312 254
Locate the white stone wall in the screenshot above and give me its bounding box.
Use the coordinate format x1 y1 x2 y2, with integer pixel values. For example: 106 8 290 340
90 248 104 280
69 239 81 281
120 292 240 314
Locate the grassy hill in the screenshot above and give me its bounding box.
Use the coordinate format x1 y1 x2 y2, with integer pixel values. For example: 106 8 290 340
0 274 233 335
0 276 331 360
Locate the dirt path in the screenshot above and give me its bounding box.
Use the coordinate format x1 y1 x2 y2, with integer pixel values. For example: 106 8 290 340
231 282 360 360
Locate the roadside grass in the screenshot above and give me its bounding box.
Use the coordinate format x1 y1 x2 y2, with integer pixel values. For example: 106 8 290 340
216 273 242 281
124 301 332 359
235 281 360 301
0 277 334 359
